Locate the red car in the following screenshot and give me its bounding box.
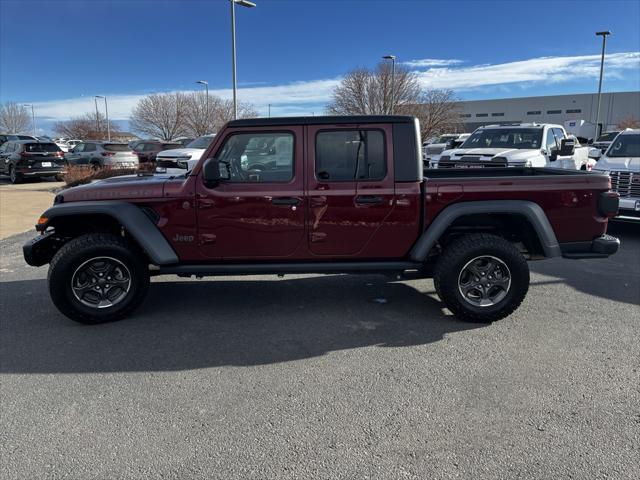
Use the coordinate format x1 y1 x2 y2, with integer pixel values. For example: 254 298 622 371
24 115 619 324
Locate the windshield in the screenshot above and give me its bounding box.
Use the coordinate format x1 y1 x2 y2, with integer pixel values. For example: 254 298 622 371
461 128 543 149
103 143 131 152
187 136 215 149
24 142 61 152
597 132 620 142
606 134 640 158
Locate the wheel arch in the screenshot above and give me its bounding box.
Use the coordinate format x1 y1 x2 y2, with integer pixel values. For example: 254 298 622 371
37 201 178 266
410 200 562 261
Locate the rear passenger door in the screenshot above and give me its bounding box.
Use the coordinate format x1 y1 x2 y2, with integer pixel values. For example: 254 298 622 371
306 124 395 257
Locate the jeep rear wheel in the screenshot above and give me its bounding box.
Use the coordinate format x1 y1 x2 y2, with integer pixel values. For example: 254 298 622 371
433 233 529 323
48 234 149 324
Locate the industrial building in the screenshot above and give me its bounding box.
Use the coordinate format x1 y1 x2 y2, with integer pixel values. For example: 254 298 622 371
456 91 640 138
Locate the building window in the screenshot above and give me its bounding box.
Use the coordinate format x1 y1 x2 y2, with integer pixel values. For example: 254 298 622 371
491 113 505 117
476 113 488 117
566 109 582 114
459 114 471 118
527 111 541 115
547 110 561 114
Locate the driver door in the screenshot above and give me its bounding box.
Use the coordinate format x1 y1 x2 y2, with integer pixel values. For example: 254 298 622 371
195 126 306 260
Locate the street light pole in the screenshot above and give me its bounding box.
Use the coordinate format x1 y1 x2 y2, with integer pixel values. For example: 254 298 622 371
95 96 110 141
230 0 256 120
196 80 209 132
23 104 36 136
382 55 396 114
594 30 611 141
94 97 100 138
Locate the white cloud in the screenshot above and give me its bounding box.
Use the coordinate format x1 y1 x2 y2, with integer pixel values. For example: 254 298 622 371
30 52 639 122
415 52 640 90
403 58 464 67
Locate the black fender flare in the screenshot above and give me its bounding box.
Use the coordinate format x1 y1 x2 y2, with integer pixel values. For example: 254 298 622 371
409 200 562 261
38 201 179 265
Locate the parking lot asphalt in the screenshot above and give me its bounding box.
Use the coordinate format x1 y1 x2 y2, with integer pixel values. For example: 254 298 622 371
1 223 638 479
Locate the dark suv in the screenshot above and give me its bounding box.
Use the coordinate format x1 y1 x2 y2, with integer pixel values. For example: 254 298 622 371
132 141 182 163
0 134 37 147
0 140 64 183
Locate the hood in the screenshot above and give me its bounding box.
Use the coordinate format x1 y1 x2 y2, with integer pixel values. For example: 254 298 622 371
593 155 640 172
156 147 206 160
60 173 174 202
444 147 539 160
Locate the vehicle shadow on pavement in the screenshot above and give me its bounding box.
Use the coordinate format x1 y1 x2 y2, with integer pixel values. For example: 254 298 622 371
531 221 640 306
0 275 484 374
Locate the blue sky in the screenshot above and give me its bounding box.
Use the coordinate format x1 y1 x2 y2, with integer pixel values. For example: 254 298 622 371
1 0 639 134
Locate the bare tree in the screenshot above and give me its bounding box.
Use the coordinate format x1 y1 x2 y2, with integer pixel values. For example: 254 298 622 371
0 102 31 134
406 89 462 139
182 92 259 137
617 115 640 130
129 93 188 140
327 63 421 115
53 112 119 140
327 62 461 139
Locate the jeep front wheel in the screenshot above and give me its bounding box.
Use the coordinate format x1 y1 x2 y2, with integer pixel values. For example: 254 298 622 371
433 233 529 323
48 233 149 324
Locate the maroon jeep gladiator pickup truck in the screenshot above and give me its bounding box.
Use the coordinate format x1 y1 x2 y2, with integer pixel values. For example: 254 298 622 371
23 115 620 324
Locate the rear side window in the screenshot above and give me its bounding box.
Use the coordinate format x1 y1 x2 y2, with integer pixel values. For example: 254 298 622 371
84 143 97 152
104 143 131 152
315 130 386 181
24 143 61 153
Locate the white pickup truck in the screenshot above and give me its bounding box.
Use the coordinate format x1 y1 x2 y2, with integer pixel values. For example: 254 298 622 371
432 123 591 170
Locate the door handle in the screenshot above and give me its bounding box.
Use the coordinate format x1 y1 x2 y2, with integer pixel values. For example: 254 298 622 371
271 197 300 206
355 195 383 205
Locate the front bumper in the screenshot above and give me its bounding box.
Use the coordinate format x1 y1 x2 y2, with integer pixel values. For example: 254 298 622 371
560 234 621 259
23 231 59 267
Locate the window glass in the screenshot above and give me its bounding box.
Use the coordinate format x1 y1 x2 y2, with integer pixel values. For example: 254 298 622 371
143 143 159 152
188 136 215 149
547 110 561 114
216 132 294 183
73 144 85 153
491 113 505 117
24 143 61 153
84 143 97 152
527 111 541 115
546 130 558 151
103 143 130 152
475 113 488 117
315 130 385 181
566 109 582 114
552 128 565 143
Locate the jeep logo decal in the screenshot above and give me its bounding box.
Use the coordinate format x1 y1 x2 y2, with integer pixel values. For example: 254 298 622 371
172 234 195 242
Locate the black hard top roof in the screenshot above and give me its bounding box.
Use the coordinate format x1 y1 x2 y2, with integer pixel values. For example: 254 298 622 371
227 115 416 127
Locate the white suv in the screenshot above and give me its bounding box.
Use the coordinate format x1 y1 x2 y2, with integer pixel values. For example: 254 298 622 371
593 129 640 221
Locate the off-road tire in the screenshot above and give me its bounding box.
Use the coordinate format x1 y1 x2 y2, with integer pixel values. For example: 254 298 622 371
433 233 529 323
48 233 149 324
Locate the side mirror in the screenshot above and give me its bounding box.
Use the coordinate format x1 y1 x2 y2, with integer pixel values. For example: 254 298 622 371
559 138 575 156
202 158 230 187
588 147 602 160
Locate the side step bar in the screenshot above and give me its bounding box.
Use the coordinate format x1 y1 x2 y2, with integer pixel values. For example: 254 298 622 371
157 261 423 277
